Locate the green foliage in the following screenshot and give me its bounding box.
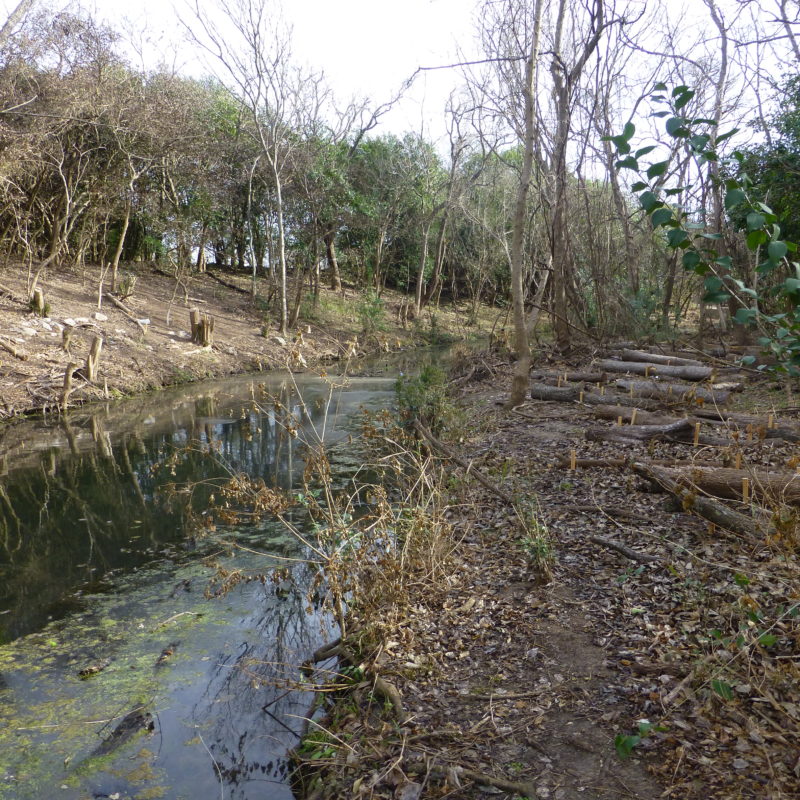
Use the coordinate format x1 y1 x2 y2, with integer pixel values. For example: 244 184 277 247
355 289 386 335
614 720 665 759
606 84 800 376
729 77 800 245
395 364 450 433
517 500 554 576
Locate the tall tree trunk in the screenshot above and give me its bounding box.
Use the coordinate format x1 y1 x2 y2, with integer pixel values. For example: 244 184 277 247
324 229 342 291
508 0 544 408
110 195 132 293
274 168 289 335
414 222 431 315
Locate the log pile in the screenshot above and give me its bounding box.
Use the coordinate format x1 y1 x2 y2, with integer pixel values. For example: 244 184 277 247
526 343 800 541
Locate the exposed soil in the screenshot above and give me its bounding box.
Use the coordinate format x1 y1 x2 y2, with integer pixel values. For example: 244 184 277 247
294 347 800 800
0 263 489 418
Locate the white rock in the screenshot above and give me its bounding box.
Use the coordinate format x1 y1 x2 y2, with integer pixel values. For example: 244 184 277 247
40 320 52 331
20 327 36 336
93 312 108 322
63 318 77 327
74 317 90 324
272 336 286 346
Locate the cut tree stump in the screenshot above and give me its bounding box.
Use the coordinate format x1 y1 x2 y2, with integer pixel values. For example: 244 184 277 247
615 379 729 406
189 307 214 346
594 359 713 381
619 349 703 367
31 287 46 316
85 336 103 382
61 361 76 408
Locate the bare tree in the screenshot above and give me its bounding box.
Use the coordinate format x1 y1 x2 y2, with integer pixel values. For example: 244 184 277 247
187 0 324 335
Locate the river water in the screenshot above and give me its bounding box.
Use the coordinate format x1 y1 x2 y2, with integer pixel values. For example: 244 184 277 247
0 351 442 800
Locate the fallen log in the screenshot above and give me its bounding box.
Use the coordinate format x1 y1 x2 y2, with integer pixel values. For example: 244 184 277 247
692 409 800 442
556 456 630 469
530 383 581 402
0 282 21 302
557 456 729 471
587 424 730 447
619 349 703 367
0 336 26 360
651 465 800 505
591 404 678 426
530 383 661 409
105 292 148 334
589 406 742 445
586 418 693 443
632 463 774 539
530 370 608 383
205 269 250 295
595 359 714 381
615 379 729 406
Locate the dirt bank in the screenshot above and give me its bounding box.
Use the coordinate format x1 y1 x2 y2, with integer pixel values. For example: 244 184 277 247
0 264 489 418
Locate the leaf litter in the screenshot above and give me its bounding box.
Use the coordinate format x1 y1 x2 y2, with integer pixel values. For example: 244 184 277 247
292 348 799 800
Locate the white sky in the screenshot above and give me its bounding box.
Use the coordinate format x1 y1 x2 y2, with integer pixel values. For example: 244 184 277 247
26 0 482 142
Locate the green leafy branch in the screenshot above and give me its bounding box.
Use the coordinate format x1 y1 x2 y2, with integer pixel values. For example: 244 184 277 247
605 84 800 375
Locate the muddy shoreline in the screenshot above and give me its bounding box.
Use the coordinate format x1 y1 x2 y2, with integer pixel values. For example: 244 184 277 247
0 264 490 420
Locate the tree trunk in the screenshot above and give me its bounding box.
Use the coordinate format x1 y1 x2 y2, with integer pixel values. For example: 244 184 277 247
110 195 132 293
324 229 342 291
507 0 544 408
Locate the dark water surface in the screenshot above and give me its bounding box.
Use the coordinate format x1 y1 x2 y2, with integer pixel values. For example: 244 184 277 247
0 363 410 800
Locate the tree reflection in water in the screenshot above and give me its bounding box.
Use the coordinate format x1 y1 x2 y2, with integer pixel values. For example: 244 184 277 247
0 371 392 798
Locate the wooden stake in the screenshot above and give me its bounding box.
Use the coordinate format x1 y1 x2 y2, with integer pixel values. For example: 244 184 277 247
557 375 563 387
735 452 742 470
768 413 775 430
579 391 584 403
617 416 623 426
693 422 701 446
569 450 577 471
742 477 750 504
645 365 651 377
746 424 753 442
630 408 637 425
